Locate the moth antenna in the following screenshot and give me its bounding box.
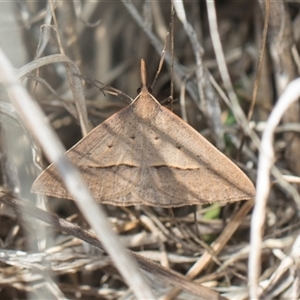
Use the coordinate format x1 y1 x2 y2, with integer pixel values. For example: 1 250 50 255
140 59 147 88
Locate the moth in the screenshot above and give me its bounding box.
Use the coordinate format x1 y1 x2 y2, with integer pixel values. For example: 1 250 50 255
32 60 255 207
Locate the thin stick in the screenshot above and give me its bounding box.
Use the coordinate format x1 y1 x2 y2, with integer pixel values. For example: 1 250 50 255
249 78 300 299
248 0 270 122
170 3 175 104
238 0 270 156
49 0 91 135
151 30 169 90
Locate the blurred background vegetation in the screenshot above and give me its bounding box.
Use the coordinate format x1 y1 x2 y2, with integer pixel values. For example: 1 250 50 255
0 1 300 299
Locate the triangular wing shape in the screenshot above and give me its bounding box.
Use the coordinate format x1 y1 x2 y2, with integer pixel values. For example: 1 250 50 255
31 103 145 204
32 59 255 207
32 92 255 207
141 102 255 206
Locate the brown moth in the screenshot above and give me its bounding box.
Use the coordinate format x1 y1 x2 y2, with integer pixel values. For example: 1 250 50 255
31 60 255 207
